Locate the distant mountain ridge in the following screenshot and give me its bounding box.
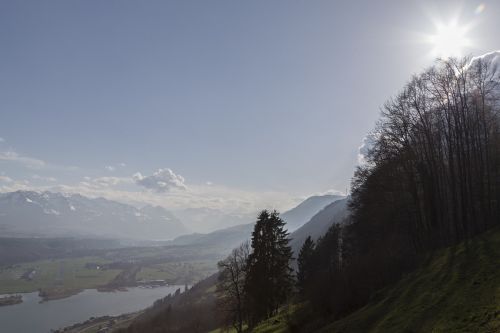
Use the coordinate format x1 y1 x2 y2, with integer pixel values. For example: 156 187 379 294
0 190 188 240
281 194 344 231
169 223 255 254
289 197 349 255
168 194 346 255
173 207 253 233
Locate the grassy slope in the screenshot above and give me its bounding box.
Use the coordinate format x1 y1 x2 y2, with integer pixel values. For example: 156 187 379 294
255 227 500 333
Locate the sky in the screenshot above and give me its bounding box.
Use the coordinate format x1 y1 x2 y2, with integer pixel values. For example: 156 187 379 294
0 0 499 217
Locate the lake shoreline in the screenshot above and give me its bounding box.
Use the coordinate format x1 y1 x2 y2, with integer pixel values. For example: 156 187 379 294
0 285 184 333
53 311 141 333
38 288 83 302
0 295 23 307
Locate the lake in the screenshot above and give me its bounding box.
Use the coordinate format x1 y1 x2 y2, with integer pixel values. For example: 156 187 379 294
0 285 184 333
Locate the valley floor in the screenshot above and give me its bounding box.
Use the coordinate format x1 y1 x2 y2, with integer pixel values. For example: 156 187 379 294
0 256 216 301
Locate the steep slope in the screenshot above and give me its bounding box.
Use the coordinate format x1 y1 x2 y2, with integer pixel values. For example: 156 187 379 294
319 227 500 332
253 227 500 333
281 194 344 232
0 190 188 240
289 198 349 255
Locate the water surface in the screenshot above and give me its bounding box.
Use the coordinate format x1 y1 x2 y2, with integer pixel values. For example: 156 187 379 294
0 285 183 333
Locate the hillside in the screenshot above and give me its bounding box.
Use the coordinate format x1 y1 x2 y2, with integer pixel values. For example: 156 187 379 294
281 195 344 232
321 227 500 332
289 198 348 255
119 273 221 333
254 227 500 333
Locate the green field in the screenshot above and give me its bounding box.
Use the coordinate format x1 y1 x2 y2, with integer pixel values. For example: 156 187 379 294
0 256 218 297
136 260 217 284
0 257 121 294
252 227 500 333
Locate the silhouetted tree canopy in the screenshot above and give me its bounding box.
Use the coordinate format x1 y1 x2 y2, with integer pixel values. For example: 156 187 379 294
245 210 294 327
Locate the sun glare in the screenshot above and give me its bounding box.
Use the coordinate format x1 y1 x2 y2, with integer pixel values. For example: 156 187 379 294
428 20 472 59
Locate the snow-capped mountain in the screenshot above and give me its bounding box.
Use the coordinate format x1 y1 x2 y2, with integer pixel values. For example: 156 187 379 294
0 190 188 240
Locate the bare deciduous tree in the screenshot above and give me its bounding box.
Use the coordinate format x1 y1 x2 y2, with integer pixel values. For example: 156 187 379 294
216 241 250 333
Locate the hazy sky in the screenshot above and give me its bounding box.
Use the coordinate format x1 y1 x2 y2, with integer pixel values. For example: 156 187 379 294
0 0 499 213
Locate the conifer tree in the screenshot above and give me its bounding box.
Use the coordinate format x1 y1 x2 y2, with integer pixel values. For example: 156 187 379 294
296 235 315 296
244 210 293 326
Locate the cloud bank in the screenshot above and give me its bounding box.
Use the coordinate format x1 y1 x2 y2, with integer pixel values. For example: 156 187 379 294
133 168 187 192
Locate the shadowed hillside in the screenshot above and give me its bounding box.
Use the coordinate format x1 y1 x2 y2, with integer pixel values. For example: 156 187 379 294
320 227 500 333
251 227 500 333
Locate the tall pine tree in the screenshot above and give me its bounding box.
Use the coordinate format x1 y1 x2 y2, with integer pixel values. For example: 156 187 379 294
296 235 315 297
244 210 293 326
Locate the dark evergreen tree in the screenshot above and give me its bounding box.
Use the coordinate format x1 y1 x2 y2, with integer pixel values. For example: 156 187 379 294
244 210 293 327
296 236 315 296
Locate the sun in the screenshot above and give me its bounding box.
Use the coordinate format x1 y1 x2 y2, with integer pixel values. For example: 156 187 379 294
428 20 472 59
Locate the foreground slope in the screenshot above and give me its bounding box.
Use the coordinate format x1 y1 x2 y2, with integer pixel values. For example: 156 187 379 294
326 228 500 332
324 227 500 332
254 227 500 333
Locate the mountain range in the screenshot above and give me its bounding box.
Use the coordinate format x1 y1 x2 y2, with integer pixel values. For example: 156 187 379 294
0 190 345 249
0 191 188 240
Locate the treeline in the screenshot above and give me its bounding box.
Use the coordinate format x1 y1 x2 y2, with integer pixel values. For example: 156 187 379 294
297 55 500 321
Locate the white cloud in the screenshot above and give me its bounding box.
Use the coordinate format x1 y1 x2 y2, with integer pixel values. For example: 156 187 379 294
0 151 46 169
0 175 13 183
105 163 126 171
133 168 187 192
206 181 213 186
0 137 5 143
0 166 305 223
0 176 300 220
357 133 377 165
320 189 346 196
92 176 131 187
0 179 31 192
0 148 77 172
